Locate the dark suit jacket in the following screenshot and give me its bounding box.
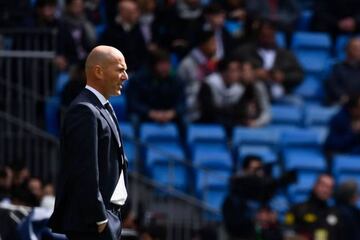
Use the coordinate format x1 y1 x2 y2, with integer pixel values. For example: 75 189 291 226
48 89 128 237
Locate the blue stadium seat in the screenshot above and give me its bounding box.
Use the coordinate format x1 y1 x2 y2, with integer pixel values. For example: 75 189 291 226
292 32 332 54
196 169 231 192
333 155 360 177
291 32 332 76
237 145 278 165
271 105 303 126
280 127 323 149
193 147 233 170
288 172 318 203
283 149 326 173
335 35 350 60
119 122 135 140
140 123 179 145
54 72 69 95
109 95 126 121
45 96 61 136
304 105 339 127
119 122 137 170
338 173 360 185
202 185 228 211
187 124 227 152
232 127 280 148
151 162 188 191
294 75 323 100
276 32 286 48
187 124 227 145
146 144 185 168
295 52 328 77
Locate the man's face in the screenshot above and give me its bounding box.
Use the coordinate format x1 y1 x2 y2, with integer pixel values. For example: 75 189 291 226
224 61 241 84
201 36 217 58
154 60 171 78
347 39 360 62
39 5 56 22
314 175 334 201
102 53 128 98
258 25 276 49
207 13 225 29
68 0 84 17
119 1 140 25
245 160 264 177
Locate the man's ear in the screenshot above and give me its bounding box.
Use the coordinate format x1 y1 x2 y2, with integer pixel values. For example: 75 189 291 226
94 65 103 79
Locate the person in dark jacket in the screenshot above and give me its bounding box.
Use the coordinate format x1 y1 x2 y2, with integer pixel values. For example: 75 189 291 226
233 20 304 103
126 49 186 126
100 0 148 73
334 180 360 240
285 174 342 240
325 95 360 154
311 0 360 36
55 0 96 71
325 38 360 105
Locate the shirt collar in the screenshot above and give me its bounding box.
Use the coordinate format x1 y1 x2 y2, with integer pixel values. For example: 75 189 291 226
85 85 108 106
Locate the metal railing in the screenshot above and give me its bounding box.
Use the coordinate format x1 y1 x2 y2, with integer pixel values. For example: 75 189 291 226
0 111 59 183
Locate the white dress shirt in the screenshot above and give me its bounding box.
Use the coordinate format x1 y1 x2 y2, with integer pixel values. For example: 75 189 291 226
85 86 128 225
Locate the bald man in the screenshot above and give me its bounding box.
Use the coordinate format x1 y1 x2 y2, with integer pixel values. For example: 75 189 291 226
48 46 129 240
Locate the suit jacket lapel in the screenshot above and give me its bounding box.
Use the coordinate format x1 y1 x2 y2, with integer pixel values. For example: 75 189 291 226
80 89 122 150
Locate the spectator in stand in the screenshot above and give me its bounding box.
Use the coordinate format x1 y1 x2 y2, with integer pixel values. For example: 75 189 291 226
27 177 43 206
155 0 204 58
55 0 96 71
10 162 30 188
0 166 12 202
325 95 360 154
177 29 217 122
126 49 185 127
246 0 300 29
100 0 147 74
198 59 270 131
24 0 59 29
233 20 304 104
84 0 106 26
60 61 86 109
222 156 283 240
137 0 157 51
203 3 237 59
334 180 360 240
220 0 247 22
0 0 32 27
325 38 360 105
285 174 342 240
311 0 360 37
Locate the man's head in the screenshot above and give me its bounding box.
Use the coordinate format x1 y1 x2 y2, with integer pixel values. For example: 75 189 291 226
335 180 359 205
150 49 171 78
241 61 256 85
28 177 43 201
85 45 128 99
242 155 264 177
66 0 84 17
197 30 217 58
118 0 140 25
346 38 360 62
218 58 241 85
313 174 335 201
345 95 360 119
36 0 57 22
204 3 226 30
257 20 277 49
